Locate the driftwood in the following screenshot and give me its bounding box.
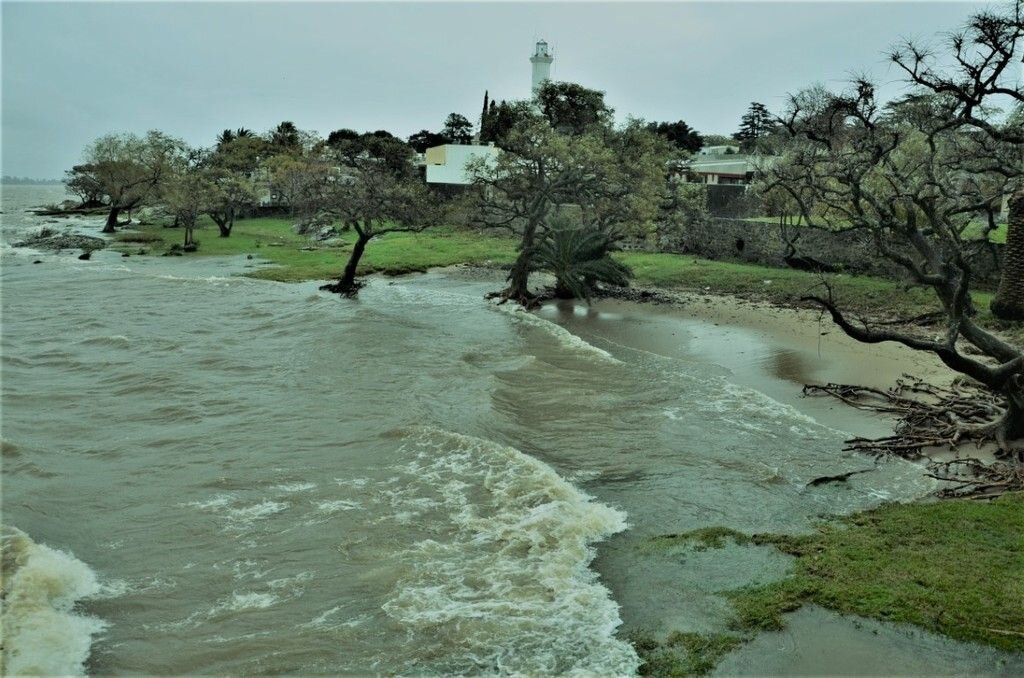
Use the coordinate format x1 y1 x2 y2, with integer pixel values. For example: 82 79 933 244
806 468 874 487
804 376 1023 499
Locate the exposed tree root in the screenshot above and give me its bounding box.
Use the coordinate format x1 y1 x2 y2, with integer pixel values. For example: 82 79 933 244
803 376 1023 499
319 279 365 297
485 287 541 309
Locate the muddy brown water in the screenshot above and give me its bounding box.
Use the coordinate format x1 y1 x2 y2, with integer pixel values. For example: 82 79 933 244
2 185 1021 675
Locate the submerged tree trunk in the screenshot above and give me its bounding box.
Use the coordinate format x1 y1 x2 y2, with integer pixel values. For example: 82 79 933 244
103 206 121 233
505 217 541 304
321 232 371 296
991 192 1024 320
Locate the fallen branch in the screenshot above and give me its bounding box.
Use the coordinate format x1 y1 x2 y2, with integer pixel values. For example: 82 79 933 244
804 375 1023 499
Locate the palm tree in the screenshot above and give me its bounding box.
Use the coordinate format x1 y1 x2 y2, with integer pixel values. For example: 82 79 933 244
532 217 632 301
216 129 235 149
991 189 1024 319
234 127 254 138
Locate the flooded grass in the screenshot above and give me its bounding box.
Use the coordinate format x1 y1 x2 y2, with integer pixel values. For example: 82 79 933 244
658 495 1024 654
633 631 745 676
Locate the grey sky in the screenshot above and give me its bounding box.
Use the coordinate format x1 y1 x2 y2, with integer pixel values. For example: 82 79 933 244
2 1 985 178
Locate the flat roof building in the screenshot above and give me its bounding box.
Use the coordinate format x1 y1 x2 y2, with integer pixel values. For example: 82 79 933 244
424 144 500 185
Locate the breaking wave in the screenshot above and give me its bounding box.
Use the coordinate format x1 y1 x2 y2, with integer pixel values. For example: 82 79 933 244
379 428 638 676
1 526 106 677
495 306 622 363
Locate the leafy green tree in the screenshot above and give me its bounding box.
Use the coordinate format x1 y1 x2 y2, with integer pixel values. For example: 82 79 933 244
480 100 532 145
161 149 210 251
647 120 704 153
297 136 438 296
770 74 1022 442
268 121 302 155
326 128 361 147
536 81 612 136
480 90 490 139
733 102 775 151
470 110 670 304
407 129 450 153
657 182 708 248
204 167 257 237
212 135 266 177
68 131 184 232
441 113 473 144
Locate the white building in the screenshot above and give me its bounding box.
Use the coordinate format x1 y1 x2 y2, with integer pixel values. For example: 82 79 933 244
530 40 553 95
424 143 500 185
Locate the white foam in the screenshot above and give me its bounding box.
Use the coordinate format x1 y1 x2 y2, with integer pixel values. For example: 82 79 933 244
274 481 316 493
1 526 106 677
316 499 362 513
379 428 639 675
494 306 622 364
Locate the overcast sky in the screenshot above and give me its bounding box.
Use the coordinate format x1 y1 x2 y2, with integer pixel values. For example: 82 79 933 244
2 1 988 178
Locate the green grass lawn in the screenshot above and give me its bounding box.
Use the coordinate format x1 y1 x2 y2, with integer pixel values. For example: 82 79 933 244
115 216 517 282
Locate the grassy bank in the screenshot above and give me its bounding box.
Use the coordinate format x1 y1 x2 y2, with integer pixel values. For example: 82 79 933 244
115 217 517 282
115 216 1019 341
637 495 1024 674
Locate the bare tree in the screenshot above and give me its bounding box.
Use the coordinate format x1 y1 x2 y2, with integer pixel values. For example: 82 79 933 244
768 58 1022 445
887 1 1024 319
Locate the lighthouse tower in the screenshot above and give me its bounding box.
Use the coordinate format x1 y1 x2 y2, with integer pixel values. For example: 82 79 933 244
530 40 553 95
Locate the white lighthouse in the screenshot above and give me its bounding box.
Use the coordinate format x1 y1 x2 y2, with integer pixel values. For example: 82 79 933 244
530 40 553 95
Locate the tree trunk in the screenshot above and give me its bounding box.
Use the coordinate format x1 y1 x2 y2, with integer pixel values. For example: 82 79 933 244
103 206 121 233
554 280 575 299
183 226 197 252
506 218 540 303
321 233 370 296
991 191 1024 320
998 375 1024 444
217 209 235 237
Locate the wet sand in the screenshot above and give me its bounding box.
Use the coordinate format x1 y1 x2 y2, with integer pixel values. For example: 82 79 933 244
534 291 946 441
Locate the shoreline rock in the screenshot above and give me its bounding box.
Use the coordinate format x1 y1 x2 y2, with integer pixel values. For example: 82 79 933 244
14 230 107 252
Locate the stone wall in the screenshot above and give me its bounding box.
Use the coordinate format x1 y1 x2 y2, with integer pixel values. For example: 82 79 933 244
661 217 1004 285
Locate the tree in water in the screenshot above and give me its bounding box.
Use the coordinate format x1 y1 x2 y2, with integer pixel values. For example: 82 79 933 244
470 111 670 305
298 134 438 296
68 131 183 232
532 213 632 301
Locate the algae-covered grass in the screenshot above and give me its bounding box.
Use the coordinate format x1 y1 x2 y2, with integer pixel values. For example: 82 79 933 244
723 495 1024 652
633 632 746 677
638 496 1023 675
